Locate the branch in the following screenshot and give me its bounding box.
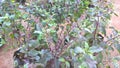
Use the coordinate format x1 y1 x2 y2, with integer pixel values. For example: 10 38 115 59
105 35 120 43
93 21 99 40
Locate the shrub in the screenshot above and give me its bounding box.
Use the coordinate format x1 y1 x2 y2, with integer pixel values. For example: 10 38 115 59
0 0 120 68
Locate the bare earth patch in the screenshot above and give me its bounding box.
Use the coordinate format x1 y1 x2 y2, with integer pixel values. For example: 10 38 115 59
106 0 120 67
0 45 16 68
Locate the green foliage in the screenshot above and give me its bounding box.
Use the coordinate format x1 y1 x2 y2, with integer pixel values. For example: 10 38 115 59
0 0 120 68
0 35 5 47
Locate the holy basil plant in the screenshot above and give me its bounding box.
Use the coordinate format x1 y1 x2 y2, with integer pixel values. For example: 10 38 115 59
0 0 120 68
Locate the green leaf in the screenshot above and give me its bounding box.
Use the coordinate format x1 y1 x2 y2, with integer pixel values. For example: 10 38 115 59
85 42 89 49
0 44 3 47
11 0 15 2
114 44 120 53
65 61 70 67
105 14 111 20
28 50 39 57
5 13 9 19
0 36 5 47
4 22 11 26
35 23 42 31
113 56 120 61
34 56 40 62
92 0 98 3
79 62 88 68
22 14 29 19
112 60 119 68
9 14 15 20
14 33 19 39
34 31 43 34
24 63 29 68
59 58 65 62
1 39 5 44
74 46 84 54
84 28 91 33
34 30 44 40
28 40 39 48
89 46 103 53
101 26 106 36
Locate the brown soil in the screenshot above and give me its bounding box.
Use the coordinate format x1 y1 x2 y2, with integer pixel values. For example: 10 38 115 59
105 0 120 67
0 0 120 68
0 45 17 68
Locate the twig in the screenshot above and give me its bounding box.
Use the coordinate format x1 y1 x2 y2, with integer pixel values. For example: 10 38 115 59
105 35 120 43
93 21 99 40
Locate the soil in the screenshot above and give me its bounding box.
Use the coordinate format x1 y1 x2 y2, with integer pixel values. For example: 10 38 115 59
105 0 120 67
0 45 17 68
0 0 120 68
